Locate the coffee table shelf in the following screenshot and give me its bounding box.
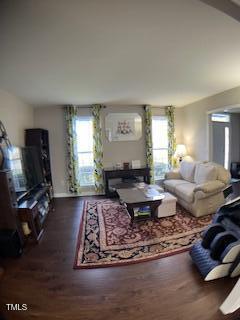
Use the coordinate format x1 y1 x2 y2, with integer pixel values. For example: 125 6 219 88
117 187 165 224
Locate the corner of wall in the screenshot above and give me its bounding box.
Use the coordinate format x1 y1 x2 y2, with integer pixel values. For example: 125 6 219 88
0 88 34 146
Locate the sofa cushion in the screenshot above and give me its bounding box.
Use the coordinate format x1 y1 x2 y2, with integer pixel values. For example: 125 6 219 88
175 183 196 203
207 162 230 185
163 179 189 193
194 163 217 185
179 160 196 182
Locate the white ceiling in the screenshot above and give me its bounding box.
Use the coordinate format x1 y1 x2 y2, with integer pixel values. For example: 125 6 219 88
227 108 240 113
1 0 240 107
231 0 240 6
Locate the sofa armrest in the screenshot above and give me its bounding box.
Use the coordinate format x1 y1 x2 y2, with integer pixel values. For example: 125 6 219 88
194 181 225 194
165 171 182 180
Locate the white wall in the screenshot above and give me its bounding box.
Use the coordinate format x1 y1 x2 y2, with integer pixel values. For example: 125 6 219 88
230 113 240 163
0 89 34 146
34 105 184 195
102 106 146 168
34 106 68 195
182 86 240 161
2 83 240 194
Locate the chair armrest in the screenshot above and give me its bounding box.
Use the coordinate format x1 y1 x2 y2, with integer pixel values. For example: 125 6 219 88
194 181 225 194
202 223 226 249
165 171 182 180
212 212 225 224
210 231 237 261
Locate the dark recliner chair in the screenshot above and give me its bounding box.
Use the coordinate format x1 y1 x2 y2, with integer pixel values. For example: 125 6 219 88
190 197 240 281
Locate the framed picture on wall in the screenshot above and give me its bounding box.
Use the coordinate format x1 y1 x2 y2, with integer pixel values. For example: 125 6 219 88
105 113 142 141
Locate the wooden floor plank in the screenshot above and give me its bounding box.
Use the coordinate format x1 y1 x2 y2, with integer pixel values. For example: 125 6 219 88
0 197 239 320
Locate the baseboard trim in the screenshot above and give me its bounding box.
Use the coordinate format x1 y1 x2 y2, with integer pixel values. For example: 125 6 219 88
54 193 80 198
54 191 105 198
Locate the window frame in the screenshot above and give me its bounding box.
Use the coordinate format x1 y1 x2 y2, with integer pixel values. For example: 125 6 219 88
152 115 169 181
75 116 94 187
211 113 230 123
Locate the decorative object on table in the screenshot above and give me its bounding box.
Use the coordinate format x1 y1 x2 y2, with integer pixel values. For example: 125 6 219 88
0 120 12 169
74 200 213 269
174 144 187 162
131 160 141 169
115 163 122 170
105 113 142 141
123 162 130 170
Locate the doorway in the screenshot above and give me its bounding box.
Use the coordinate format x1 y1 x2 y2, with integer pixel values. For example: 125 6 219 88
209 113 230 169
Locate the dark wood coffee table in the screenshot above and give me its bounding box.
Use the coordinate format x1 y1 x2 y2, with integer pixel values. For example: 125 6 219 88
116 187 165 224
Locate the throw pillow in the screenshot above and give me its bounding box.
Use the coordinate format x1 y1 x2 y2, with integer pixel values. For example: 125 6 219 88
179 160 196 183
194 163 217 185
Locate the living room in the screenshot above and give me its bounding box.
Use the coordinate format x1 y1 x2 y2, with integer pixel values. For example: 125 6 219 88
1 1 240 319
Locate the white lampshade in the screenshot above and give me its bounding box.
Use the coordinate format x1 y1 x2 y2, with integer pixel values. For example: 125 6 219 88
174 144 187 158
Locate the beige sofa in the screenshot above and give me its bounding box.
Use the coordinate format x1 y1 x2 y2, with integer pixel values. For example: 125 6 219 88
163 161 231 217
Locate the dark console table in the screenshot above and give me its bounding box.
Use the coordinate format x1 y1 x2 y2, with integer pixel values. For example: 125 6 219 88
103 167 150 196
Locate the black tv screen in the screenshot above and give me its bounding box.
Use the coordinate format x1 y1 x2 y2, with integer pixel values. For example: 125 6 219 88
5 146 44 193
22 147 44 190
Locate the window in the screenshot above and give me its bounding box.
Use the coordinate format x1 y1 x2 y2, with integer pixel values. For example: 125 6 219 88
152 116 168 180
224 126 229 170
76 117 94 186
210 112 230 170
211 113 230 123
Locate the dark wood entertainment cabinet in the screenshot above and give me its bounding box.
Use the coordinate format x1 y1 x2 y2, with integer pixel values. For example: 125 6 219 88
0 128 53 247
0 170 24 245
18 185 52 242
0 170 52 244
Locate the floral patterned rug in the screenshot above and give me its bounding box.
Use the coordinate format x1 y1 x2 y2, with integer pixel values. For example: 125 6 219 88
74 199 213 269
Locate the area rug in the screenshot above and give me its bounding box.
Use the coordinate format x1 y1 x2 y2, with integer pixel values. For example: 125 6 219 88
74 199 213 269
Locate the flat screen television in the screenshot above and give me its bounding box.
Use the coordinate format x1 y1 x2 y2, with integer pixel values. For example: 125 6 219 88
3 146 44 194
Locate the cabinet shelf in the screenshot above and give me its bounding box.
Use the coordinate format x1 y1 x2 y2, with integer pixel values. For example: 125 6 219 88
18 185 52 243
25 129 53 187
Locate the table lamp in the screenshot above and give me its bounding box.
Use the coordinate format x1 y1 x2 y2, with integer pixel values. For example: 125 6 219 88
174 144 187 162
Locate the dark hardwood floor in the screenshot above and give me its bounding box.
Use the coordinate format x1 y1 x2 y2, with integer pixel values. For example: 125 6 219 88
0 197 240 320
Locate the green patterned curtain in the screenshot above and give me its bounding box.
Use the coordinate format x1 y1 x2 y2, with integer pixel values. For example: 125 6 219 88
92 105 104 193
65 105 81 193
144 105 154 184
165 106 177 169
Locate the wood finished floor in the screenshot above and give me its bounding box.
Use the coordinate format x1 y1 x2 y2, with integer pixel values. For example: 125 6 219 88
0 197 240 320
